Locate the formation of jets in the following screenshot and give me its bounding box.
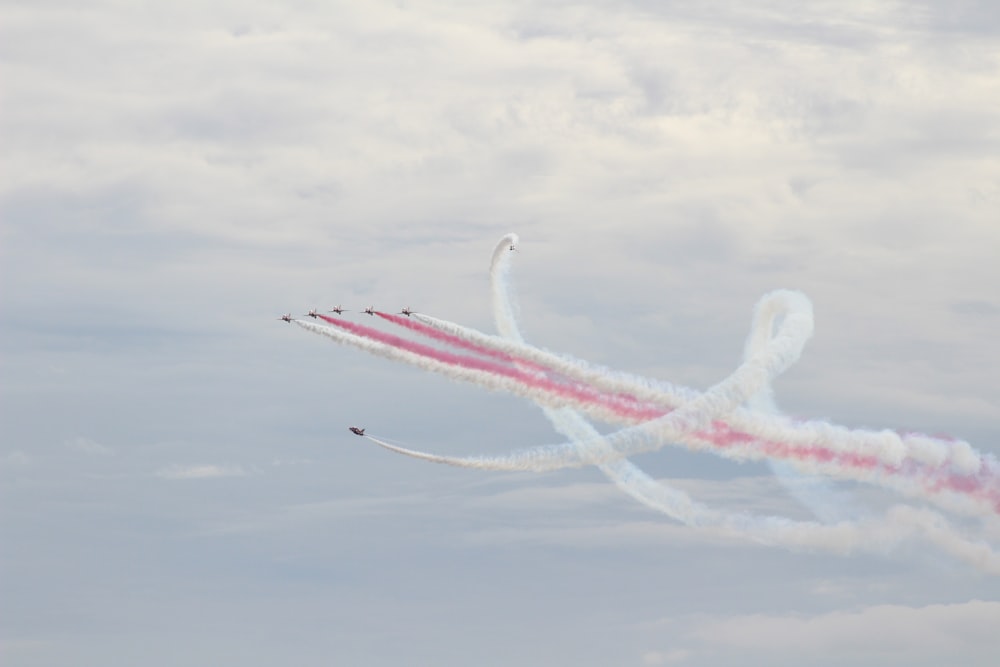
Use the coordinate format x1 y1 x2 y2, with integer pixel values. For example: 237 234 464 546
278 305 418 321
279 307 416 440
279 310 418 439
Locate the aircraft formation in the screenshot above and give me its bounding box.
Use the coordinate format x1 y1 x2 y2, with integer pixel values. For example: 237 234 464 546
279 307 421 438
280 233 1000 575
279 307 420 437
278 305 415 322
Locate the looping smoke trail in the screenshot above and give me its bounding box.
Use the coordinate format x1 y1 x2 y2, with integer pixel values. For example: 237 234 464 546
294 234 1000 572
482 235 1000 572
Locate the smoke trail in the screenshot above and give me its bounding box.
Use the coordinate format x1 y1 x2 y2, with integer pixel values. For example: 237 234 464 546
743 293 859 523
360 432 1000 573
397 297 1000 515
483 235 1000 571
353 353 1000 517
356 263 1000 572
310 314 673 422
292 234 1000 569
349 301 1000 514
375 311 549 374
303 300 1000 514
408 312 984 475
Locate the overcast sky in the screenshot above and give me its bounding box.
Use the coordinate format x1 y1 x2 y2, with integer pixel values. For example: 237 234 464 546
2 1 999 665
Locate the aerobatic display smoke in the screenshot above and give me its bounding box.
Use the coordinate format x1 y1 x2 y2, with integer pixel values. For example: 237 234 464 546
290 234 1000 573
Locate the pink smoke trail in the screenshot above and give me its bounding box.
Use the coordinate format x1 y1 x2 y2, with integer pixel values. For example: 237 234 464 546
314 315 1000 515
375 311 551 375
376 311 660 413
317 314 661 422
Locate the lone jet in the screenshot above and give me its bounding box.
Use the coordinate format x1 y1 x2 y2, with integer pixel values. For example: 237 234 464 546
329 305 347 314
363 306 375 316
509 243 517 251
278 313 293 322
349 426 365 436
400 307 414 316
305 309 320 318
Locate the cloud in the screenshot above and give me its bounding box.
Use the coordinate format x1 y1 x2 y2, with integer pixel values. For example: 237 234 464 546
669 600 1000 665
64 436 113 455
1 451 31 467
2 3 999 665
155 464 248 480
641 648 692 665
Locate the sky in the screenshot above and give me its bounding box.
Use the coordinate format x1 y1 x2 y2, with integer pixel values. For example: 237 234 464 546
2 1 999 665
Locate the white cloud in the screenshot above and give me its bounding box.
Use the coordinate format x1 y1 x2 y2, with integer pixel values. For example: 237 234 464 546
671 600 1000 665
64 436 113 455
155 464 248 480
3 2 999 665
641 648 692 665
1 450 31 467
468 476 814 518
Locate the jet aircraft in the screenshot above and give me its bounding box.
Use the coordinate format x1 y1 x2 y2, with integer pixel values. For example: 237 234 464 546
329 305 347 314
400 307 414 316
306 309 320 318
278 313 293 322
363 306 375 316
349 426 365 436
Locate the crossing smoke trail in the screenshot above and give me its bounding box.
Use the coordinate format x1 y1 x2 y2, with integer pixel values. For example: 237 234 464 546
409 307 988 476
293 235 1000 571
483 236 1000 571
304 309 1000 515
395 301 1000 515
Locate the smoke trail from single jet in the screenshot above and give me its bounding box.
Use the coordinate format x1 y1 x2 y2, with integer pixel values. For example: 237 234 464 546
742 294 859 523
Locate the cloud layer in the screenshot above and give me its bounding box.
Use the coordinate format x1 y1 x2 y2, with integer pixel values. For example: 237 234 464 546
2 1 998 666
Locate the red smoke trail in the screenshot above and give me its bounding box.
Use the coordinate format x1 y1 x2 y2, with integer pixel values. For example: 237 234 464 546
318 314 1000 515
317 314 661 422
375 311 660 412
376 312 549 374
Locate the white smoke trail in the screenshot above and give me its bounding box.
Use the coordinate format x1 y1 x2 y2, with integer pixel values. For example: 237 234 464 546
743 293 859 523
363 432 1000 573
483 235 1000 572
488 233 731 526
294 319 661 426
302 311 801 467
297 269 998 514
410 312 701 408
406 312 997 502
413 308 983 476
293 236 1000 567
410 278 1000 515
